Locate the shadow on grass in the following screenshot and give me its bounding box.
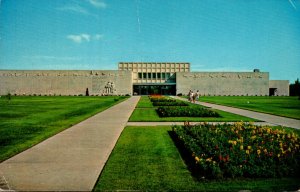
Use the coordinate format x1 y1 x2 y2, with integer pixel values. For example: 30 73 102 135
168 130 205 181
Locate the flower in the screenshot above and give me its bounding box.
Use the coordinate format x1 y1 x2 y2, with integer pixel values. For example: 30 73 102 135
246 150 250 155
240 145 244 150
257 149 261 155
247 146 252 150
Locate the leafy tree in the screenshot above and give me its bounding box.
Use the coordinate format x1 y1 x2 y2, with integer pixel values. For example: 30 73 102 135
289 78 300 96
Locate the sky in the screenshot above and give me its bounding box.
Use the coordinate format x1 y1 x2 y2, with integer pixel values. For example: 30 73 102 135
0 0 299 82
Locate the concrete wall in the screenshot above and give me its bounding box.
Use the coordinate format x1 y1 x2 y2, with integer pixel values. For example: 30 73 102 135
0 70 132 96
176 72 269 96
269 80 289 96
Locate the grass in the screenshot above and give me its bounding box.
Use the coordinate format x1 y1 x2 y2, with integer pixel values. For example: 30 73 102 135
129 96 258 122
197 96 300 120
95 126 300 191
136 95 154 108
0 95 128 162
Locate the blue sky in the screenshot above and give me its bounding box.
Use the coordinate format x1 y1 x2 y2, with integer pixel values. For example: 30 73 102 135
0 0 299 82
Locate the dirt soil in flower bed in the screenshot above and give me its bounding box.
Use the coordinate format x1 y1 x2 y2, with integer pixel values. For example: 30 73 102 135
172 122 300 179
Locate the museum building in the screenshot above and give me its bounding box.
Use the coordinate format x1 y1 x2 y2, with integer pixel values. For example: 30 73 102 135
0 62 289 96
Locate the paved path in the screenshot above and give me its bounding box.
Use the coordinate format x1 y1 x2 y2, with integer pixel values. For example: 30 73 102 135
0 96 140 191
173 96 300 129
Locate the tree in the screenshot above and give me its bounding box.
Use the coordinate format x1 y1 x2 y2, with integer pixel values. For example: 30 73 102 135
290 78 300 96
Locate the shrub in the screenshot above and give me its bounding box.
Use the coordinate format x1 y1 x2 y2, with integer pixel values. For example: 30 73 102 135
172 122 300 179
157 106 220 117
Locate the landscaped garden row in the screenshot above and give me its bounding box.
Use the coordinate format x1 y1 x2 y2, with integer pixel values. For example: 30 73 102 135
149 95 221 118
173 122 300 179
129 96 257 122
95 126 300 191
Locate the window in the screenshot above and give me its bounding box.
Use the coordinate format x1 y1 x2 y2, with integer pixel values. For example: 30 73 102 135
138 73 142 79
157 73 161 79
166 73 170 79
143 73 146 79
162 73 166 79
148 73 151 79
152 73 156 78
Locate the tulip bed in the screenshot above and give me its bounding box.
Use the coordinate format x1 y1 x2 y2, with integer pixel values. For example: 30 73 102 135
172 122 300 179
149 96 220 117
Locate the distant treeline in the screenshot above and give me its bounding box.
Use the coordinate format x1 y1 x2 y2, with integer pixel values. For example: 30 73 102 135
290 78 300 96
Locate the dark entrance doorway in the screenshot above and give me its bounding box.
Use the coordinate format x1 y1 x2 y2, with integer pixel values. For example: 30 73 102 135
269 88 277 96
133 85 176 95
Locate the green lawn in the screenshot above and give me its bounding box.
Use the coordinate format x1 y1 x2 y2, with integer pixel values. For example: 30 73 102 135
136 95 154 108
0 96 127 162
95 126 300 191
197 96 300 119
129 96 258 122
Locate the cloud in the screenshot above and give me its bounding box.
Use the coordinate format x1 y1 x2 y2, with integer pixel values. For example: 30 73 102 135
67 34 103 43
24 55 81 61
94 34 103 40
57 4 89 15
57 4 99 19
87 0 107 8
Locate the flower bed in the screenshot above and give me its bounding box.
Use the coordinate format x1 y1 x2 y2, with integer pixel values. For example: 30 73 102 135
149 97 176 103
152 101 189 106
157 106 220 117
172 122 300 179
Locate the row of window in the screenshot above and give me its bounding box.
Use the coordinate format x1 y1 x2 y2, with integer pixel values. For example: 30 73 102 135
138 72 173 79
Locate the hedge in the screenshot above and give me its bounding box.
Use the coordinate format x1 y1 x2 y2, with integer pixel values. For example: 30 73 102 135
156 106 220 117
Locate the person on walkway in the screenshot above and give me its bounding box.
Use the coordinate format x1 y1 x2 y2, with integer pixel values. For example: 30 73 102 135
192 91 197 103
188 90 192 102
195 90 200 101
189 90 194 103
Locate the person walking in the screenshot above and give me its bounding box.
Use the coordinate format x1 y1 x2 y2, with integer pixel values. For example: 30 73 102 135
189 90 193 103
196 90 200 101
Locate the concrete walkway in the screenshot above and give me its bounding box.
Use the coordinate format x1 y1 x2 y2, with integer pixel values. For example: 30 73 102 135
173 96 300 129
0 96 140 191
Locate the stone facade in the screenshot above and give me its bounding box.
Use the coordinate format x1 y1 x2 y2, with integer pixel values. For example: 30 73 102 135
176 72 270 96
0 63 290 96
0 70 132 96
269 80 289 96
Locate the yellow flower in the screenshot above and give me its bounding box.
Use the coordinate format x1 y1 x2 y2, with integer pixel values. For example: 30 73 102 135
277 154 280 158
233 141 237 145
240 145 244 150
206 158 212 162
247 146 252 150
195 156 200 162
257 149 261 155
263 148 268 153
246 150 250 155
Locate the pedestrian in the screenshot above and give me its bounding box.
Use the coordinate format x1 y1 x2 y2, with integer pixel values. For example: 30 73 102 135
189 90 193 103
192 91 196 103
196 90 200 101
